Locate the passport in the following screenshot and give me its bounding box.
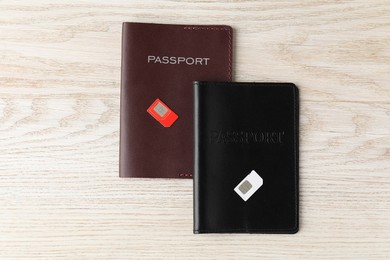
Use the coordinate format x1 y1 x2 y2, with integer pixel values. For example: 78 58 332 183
193 82 299 233
119 22 233 178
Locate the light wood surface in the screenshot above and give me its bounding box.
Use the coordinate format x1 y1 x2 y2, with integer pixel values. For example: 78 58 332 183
1 1 389 259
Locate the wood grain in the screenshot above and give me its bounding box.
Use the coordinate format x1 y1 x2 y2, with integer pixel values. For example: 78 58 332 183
1 0 389 259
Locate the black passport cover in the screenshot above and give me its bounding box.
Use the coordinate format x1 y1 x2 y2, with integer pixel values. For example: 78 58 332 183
193 82 299 234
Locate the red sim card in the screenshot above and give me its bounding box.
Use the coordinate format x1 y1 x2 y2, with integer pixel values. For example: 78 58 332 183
147 98 178 127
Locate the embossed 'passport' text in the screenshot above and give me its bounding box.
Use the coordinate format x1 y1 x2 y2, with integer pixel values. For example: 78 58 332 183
209 130 285 144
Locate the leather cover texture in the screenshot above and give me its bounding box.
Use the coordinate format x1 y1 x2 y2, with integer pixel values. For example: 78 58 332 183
120 22 233 178
193 82 299 233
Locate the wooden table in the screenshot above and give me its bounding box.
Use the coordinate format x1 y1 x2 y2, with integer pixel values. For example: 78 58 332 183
1 1 389 259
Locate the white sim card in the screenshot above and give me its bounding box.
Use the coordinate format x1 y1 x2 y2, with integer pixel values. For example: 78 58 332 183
234 170 263 201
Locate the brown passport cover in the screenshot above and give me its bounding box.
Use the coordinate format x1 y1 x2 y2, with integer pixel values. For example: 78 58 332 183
120 22 233 178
